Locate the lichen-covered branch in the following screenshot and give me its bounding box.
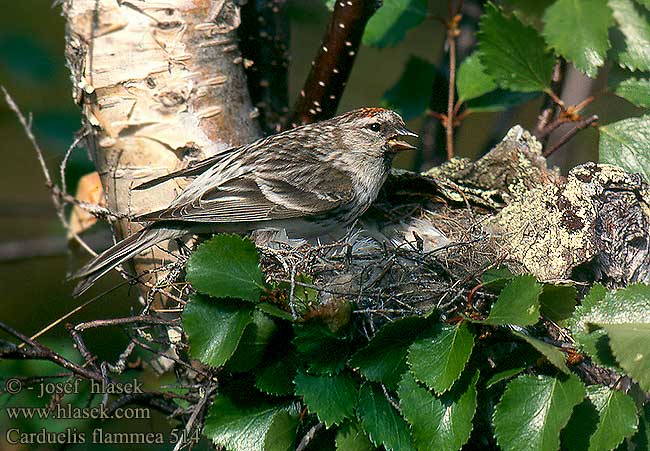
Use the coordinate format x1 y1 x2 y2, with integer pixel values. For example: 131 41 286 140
289 0 381 127
63 0 262 300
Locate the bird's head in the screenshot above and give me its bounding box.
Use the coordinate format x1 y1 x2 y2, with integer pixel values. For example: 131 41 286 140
334 108 418 158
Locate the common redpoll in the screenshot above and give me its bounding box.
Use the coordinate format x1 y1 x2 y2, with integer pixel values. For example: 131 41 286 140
71 108 417 295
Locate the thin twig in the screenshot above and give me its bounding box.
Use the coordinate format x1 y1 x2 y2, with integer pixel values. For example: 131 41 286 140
295 422 325 451
533 60 566 141
75 315 181 332
543 114 598 158
445 1 462 160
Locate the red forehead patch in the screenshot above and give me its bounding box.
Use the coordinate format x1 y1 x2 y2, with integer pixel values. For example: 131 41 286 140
357 107 388 117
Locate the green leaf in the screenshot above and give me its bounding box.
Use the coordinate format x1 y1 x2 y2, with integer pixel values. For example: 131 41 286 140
257 302 294 321
486 367 526 389
484 275 543 326
294 372 358 427
478 2 555 92
457 52 498 102
542 0 612 77
203 397 298 451
335 421 374 451
493 375 586 451
610 75 650 107
540 284 577 323
382 56 437 120
363 0 427 48
572 283 650 389
349 316 431 389
567 284 617 368
512 331 570 374
482 266 515 284
407 321 475 394
599 323 650 391
255 355 298 396
563 386 639 451
600 115 650 181
226 310 277 372
398 371 478 451
610 0 650 71
293 323 351 374
186 234 265 302
182 294 253 368
586 386 638 451
632 403 650 451
466 90 540 113
357 384 415 451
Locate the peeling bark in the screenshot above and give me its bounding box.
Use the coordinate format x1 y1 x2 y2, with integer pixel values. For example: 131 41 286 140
64 0 262 298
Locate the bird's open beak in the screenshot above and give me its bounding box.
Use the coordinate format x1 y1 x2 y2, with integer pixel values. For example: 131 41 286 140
387 128 418 152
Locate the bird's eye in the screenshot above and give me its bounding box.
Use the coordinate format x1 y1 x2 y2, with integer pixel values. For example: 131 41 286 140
368 123 381 132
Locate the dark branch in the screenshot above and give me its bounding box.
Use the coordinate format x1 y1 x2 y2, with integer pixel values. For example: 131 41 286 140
289 0 381 127
543 114 598 158
533 59 566 142
239 0 291 133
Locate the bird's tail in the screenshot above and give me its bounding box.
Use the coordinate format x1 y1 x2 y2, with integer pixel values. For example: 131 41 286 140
70 225 186 297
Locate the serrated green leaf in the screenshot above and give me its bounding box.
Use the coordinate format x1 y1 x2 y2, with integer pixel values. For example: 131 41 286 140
611 76 650 107
598 323 650 391
226 310 277 372
502 0 556 17
363 0 427 48
563 386 639 451
349 316 431 389
493 375 585 451
398 371 478 451
256 302 294 321
482 266 515 284
567 284 618 368
610 0 650 71
382 56 437 120
600 115 650 181
457 52 498 102
293 323 351 374
478 2 555 92
484 275 543 326
335 421 374 451
203 397 298 451
542 0 612 77
466 90 540 113
187 234 265 302
512 331 570 374
357 384 415 451
540 284 577 323
294 372 358 428
182 294 253 368
407 321 475 394
255 352 298 396
486 367 526 389
586 386 639 451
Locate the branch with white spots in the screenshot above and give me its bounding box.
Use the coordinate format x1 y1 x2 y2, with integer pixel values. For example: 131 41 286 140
290 0 381 127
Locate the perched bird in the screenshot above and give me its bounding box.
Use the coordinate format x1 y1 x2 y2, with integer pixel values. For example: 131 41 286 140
71 108 417 296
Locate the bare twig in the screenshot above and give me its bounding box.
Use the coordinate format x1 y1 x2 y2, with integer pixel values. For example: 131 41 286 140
543 114 598 158
75 315 181 332
296 422 325 451
445 1 462 160
533 60 566 141
290 0 381 126
66 323 98 370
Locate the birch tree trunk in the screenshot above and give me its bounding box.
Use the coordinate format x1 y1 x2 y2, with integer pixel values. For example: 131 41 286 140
63 0 261 300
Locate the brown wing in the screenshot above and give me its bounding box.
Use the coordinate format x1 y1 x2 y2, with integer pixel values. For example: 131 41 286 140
136 167 354 223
